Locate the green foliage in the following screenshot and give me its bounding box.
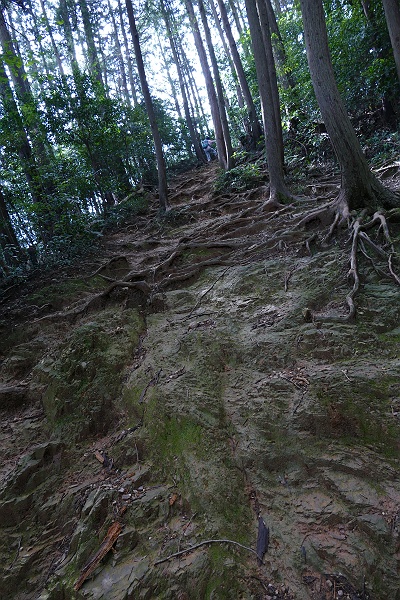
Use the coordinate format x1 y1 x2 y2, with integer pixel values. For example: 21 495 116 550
97 192 149 231
324 0 398 118
213 162 264 194
362 129 400 165
276 0 399 140
0 66 192 283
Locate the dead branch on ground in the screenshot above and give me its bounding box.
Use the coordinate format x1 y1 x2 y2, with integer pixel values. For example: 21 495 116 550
74 522 122 591
154 538 262 565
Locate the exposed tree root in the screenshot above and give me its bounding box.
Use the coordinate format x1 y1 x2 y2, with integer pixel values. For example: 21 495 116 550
34 280 151 322
293 194 399 322
388 254 400 285
20 164 398 329
159 257 234 289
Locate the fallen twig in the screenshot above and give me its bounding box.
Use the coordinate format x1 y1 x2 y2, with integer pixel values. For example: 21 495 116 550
284 267 295 292
154 538 262 565
188 266 229 317
139 369 162 403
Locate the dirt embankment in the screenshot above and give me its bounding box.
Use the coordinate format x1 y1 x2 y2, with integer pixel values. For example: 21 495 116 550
0 161 399 600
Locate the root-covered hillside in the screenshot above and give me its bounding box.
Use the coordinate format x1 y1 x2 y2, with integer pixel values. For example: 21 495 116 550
0 159 400 600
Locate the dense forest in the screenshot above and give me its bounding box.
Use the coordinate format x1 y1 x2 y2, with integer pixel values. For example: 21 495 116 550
0 0 399 282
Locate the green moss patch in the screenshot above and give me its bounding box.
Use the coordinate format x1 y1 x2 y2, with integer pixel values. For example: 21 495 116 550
36 308 145 440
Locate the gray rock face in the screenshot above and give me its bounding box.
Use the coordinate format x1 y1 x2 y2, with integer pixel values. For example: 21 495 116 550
0 247 399 599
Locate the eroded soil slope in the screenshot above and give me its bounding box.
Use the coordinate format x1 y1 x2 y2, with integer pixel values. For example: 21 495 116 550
0 160 400 600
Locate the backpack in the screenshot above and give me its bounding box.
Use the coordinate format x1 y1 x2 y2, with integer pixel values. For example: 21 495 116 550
201 139 209 149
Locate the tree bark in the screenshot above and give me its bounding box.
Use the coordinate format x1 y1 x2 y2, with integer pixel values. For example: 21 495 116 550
216 0 263 144
21 1 51 80
107 0 131 105
179 41 208 135
117 0 138 105
0 186 22 265
244 0 290 202
0 58 35 191
184 0 228 169
38 0 65 78
78 0 105 88
58 0 79 74
299 0 397 210
197 0 234 169
227 0 245 35
210 0 245 111
161 0 206 162
264 0 295 89
381 0 400 84
125 0 169 212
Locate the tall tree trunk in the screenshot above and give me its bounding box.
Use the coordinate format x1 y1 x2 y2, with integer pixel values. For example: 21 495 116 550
78 0 104 87
156 31 183 118
256 0 281 138
0 10 60 226
179 41 208 134
209 0 245 111
0 186 22 262
216 0 262 144
299 0 397 211
161 0 206 161
0 60 35 190
184 0 228 169
227 0 244 35
125 0 168 212
381 0 400 84
197 0 234 169
358 0 397 125
58 0 79 73
108 0 131 106
39 0 65 78
117 0 138 105
244 0 290 203
0 10 46 137
0 55 57 240
164 55 183 119
264 0 295 89
20 1 51 80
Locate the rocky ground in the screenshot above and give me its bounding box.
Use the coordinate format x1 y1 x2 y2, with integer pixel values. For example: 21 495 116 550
0 159 399 600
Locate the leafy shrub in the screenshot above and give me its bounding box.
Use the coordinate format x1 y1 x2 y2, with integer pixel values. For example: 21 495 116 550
101 193 149 230
213 163 264 194
362 130 400 165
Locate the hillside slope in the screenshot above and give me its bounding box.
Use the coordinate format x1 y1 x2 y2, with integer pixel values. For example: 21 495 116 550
0 160 399 600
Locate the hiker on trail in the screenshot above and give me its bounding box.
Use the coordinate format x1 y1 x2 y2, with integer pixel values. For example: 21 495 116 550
201 137 217 162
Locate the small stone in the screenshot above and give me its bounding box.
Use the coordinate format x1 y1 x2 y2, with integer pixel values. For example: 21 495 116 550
337 591 343 598
326 580 333 589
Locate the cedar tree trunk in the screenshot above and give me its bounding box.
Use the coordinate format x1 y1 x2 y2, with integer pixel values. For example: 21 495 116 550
125 0 169 212
244 0 291 203
382 0 400 84
299 0 398 211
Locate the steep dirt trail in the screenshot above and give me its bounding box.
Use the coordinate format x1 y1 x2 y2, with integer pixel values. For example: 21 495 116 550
0 161 399 600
